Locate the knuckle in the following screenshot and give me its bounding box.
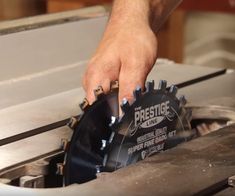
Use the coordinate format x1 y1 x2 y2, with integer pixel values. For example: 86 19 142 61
83 55 120 91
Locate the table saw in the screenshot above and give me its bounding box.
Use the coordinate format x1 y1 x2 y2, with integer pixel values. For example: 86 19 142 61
0 6 234 196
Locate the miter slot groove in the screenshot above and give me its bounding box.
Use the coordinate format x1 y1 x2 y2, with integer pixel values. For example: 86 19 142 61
174 69 226 88
0 116 78 147
194 178 229 196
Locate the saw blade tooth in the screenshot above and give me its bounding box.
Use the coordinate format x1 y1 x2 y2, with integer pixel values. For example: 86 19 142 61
158 80 167 91
169 85 178 96
146 80 154 92
121 98 130 113
110 80 119 91
109 116 118 127
56 163 64 175
79 98 89 111
110 116 116 124
185 108 192 121
108 131 116 143
61 138 70 151
67 117 78 129
103 154 108 167
179 95 187 106
133 86 142 99
94 86 104 99
109 116 120 134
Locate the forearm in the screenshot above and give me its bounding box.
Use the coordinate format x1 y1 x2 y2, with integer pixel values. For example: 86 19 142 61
107 0 182 32
150 0 183 32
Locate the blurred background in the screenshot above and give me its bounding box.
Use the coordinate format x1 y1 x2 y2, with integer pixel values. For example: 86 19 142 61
0 0 234 69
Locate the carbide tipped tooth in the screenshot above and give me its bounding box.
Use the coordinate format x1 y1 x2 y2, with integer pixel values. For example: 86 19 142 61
96 165 103 173
56 163 64 175
158 80 167 91
169 85 178 96
185 109 192 120
179 95 187 106
79 98 89 111
228 176 235 187
67 117 78 129
94 86 104 99
108 131 115 143
103 154 108 166
61 138 69 151
121 98 130 113
110 80 119 91
109 116 117 126
109 116 119 131
133 86 142 99
146 80 154 92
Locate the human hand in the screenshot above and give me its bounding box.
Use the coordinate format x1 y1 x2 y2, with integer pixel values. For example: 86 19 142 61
82 20 158 107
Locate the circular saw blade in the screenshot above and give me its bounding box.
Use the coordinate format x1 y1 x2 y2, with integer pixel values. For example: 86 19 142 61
64 80 192 185
104 80 192 171
64 82 119 185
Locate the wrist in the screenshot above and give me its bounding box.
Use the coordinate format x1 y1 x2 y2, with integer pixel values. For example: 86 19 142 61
107 0 151 30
